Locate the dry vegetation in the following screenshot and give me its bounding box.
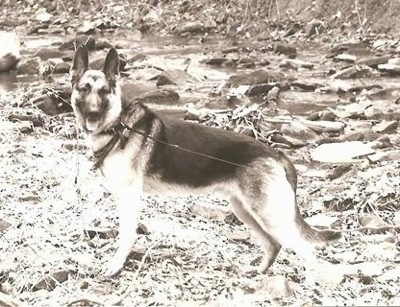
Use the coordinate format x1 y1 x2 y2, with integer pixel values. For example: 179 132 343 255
1 0 400 306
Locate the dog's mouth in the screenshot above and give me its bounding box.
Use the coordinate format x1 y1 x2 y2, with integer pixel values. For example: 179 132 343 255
85 112 101 132
86 118 99 131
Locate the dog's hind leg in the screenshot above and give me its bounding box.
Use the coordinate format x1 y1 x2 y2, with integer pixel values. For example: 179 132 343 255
236 162 320 273
230 196 281 273
103 179 143 277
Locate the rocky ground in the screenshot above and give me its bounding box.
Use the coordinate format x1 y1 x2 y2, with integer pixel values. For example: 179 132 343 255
0 0 400 306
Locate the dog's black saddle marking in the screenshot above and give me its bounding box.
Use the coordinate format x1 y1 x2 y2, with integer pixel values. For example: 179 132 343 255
92 123 129 170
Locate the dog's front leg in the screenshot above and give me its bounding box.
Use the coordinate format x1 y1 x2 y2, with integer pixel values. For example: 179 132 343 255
103 179 143 277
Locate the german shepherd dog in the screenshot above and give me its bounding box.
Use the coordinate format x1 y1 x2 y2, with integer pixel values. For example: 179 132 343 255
70 46 340 277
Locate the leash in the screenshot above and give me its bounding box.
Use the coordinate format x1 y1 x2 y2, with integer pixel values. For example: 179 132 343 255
92 121 251 170
90 122 400 236
121 123 253 169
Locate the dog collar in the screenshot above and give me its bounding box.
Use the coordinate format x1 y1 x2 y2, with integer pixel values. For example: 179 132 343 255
92 123 129 170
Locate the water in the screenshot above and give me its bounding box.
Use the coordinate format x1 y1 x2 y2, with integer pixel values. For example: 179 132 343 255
3 32 398 116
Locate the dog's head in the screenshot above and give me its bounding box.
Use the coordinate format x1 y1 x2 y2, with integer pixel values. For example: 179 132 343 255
70 46 122 134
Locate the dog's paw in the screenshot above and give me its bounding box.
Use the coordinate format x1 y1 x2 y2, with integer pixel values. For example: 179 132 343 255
102 256 125 277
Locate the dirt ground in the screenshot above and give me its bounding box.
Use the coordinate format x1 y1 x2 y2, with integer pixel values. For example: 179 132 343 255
1 0 400 306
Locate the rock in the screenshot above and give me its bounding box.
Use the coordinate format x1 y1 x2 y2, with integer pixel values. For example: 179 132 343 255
281 120 319 142
298 118 345 134
305 19 324 37
29 88 73 115
371 135 392 149
269 133 308 148
226 231 251 244
0 292 21 307
266 86 280 101
8 113 45 127
246 83 274 96
377 63 400 75
388 57 400 65
0 218 11 233
228 70 286 87
356 55 392 67
367 150 400 163
204 19 217 30
84 228 118 239
274 43 297 58
0 31 20 72
312 141 375 163
305 214 339 228
94 40 114 50
53 61 70 74
176 21 204 35
39 58 64 77
222 47 239 54
151 69 198 87
17 57 41 75
332 101 369 119
372 120 398 133
204 57 228 66
136 89 180 105
327 164 353 180
364 105 384 119
279 58 314 70
329 41 371 57
359 212 388 233
290 81 319 92
257 275 293 299
34 48 67 61
283 22 302 37
189 203 234 222
36 10 52 23
307 110 337 121
334 54 357 63
90 54 126 71
59 35 96 51
330 65 374 79
33 270 71 291
16 121 34 133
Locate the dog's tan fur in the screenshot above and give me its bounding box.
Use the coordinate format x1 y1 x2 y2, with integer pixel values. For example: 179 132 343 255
70 46 340 277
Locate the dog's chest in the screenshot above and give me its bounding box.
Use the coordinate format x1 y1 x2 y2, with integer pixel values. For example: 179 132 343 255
91 134 142 185
101 150 134 183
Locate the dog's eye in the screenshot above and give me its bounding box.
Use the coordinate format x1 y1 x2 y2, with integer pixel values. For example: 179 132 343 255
99 86 110 95
78 83 91 94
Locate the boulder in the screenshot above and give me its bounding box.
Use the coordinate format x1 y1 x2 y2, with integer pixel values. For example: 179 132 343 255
274 43 297 58
17 57 41 75
312 141 375 163
0 31 20 72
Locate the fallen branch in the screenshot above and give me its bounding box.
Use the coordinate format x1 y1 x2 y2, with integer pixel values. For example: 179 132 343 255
0 292 22 307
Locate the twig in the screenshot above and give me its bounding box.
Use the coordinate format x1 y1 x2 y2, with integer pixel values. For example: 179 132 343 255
338 224 400 233
107 240 160 306
66 298 104 306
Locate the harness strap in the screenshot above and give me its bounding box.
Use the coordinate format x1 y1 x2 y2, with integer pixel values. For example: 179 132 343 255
92 123 129 170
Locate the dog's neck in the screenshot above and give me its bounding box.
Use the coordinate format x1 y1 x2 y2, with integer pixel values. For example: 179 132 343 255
88 101 145 170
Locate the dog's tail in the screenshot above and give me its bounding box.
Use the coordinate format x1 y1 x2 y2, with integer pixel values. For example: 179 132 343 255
296 208 342 243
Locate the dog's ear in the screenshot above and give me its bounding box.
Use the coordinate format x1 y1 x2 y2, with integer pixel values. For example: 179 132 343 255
70 45 88 85
103 48 119 82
